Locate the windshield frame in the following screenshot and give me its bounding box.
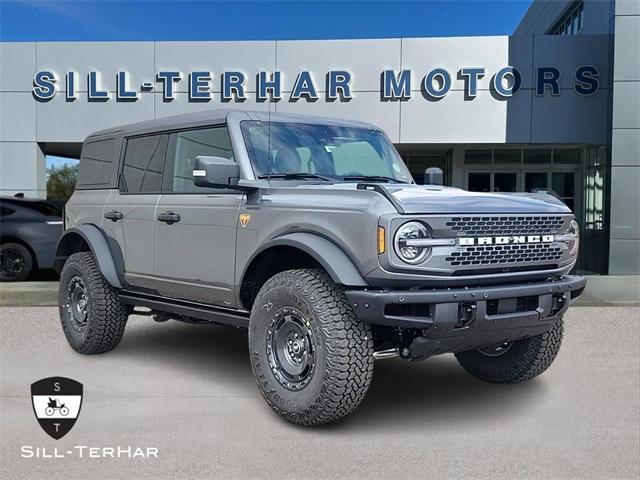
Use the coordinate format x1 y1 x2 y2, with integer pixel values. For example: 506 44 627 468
239 120 413 184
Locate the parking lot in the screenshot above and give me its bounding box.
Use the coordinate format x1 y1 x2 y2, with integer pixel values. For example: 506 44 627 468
1 288 639 479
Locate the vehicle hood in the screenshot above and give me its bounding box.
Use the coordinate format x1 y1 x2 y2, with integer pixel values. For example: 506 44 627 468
384 184 571 214
272 182 571 214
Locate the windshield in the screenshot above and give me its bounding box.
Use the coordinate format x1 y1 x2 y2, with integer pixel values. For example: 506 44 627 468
240 121 412 183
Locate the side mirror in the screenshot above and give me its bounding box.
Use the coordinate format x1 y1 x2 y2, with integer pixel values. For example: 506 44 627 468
193 156 240 188
424 167 444 186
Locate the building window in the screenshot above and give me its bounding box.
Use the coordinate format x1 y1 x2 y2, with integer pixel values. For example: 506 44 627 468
550 2 584 35
464 150 492 164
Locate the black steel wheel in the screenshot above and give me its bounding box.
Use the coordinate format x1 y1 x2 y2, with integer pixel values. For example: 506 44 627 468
64 275 89 333
477 342 513 357
266 306 316 391
0 242 33 282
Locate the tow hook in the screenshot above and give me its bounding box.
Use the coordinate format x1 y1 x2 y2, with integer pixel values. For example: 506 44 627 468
456 302 477 328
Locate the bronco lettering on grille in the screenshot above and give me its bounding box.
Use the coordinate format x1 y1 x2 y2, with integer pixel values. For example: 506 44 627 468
459 235 555 246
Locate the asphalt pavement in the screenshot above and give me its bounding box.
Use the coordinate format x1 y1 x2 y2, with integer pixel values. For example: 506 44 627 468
1 305 638 479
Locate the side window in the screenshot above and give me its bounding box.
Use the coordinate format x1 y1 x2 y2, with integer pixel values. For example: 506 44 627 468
121 135 168 193
77 138 117 189
170 127 234 193
0 206 15 217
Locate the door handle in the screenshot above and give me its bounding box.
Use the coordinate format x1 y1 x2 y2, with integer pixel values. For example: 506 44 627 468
104 210 123 222
157 212 181 225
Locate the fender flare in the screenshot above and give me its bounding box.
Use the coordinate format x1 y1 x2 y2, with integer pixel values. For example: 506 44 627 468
248 232 368 287
55 225 123 289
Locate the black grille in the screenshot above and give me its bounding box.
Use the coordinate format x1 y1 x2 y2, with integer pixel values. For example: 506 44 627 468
446 243 563 266
446 216 564 236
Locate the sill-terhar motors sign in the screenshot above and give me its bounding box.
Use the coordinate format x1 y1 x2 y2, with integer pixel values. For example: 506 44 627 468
32 66 600 103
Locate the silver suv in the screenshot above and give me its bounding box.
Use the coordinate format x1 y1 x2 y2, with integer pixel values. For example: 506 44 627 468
55 110 585 425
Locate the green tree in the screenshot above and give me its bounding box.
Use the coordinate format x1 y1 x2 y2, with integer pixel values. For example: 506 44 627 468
47 164 78 201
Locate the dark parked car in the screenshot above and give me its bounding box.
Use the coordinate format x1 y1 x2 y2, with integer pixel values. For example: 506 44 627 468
0 196 63 281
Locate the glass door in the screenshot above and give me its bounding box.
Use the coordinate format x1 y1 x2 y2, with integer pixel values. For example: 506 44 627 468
524 171 576 212
405 152 451 185
467 171 519 192
581 146 608 274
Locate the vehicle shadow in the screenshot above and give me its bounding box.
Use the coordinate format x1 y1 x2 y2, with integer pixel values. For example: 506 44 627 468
342 356 546 431
116 317 255 391
118 316 548 430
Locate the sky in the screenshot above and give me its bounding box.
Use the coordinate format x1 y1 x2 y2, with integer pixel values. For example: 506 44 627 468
1 0 534 42
1 0 534 168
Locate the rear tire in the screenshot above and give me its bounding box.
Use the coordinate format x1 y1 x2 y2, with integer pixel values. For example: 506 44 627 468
249 269 374 426
455 319 564 384
58 252 128 354
0 242 33 282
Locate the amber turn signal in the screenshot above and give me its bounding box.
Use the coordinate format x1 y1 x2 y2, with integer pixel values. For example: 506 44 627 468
377 226 385 254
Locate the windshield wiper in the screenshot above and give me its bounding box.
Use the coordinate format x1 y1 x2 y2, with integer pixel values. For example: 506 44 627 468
341 175 407 184
257 173 333 181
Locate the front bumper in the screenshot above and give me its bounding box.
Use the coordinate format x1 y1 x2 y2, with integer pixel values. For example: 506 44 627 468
345 275 586 359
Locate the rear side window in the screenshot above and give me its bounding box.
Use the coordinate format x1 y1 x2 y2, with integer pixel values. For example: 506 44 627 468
77 138 117 189
28 202 61 217
121 135 168 193
0 206 15 217
169 127 234 193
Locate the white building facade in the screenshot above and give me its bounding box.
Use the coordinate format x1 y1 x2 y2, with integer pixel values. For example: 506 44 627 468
0 0 638 274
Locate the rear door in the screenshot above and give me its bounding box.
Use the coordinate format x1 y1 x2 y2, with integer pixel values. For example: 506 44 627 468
153 125 243 307
100 134 168 289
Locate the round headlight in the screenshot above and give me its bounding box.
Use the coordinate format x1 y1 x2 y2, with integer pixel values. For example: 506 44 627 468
567 219 580 255
568 219 579 235
394 221 431 264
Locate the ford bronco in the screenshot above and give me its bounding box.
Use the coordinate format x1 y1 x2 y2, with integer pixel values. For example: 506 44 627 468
56 110 585 425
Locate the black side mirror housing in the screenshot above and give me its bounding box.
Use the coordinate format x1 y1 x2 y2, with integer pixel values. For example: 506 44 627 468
193 156 240 188
424 167 444 186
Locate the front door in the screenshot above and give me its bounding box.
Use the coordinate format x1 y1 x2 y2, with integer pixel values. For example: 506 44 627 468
153 126 243 307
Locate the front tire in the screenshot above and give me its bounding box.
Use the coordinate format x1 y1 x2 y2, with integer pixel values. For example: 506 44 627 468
58 252 129 354
455 319 564 384
249 269 374 426
0 242 34 282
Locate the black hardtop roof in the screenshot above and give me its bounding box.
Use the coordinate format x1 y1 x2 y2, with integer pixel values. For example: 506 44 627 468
84 109 380 141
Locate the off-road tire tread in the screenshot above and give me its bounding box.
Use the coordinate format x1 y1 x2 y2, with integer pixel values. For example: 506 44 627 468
455 319 563 384
59 252 128 354
250 269 374 426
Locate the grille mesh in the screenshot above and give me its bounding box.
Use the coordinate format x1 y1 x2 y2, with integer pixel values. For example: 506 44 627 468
446 216 564 236
446 243 563 267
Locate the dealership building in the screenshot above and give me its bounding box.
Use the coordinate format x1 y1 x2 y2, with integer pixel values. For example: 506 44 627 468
0 0 638 275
